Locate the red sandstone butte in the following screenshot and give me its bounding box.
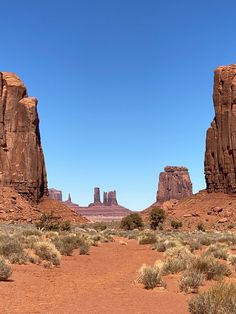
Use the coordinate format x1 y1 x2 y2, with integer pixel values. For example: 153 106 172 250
0 72 47 202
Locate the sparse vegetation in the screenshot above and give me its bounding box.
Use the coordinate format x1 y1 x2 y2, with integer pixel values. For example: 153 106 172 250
0 257 12 281
120 213 144 230
171 220 183 230
189 281 236 314
179 269 204 293
136 263 166 289
34 241 61 266
149 207 166 230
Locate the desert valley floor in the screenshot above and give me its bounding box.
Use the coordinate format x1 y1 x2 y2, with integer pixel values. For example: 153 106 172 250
0 237 189 314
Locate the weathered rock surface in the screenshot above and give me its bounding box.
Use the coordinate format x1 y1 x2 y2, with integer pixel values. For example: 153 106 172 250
107 191 118 206
156 166 193 204
92 187 102 206
205 63 236 194
48 188 62 201
0 72 47 202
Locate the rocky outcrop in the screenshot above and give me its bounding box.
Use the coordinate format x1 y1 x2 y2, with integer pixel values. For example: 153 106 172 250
107 191 118 206
156 166 193 204
93 187 101 205
48 188 62 201
0 72 47 202
205 63 236 194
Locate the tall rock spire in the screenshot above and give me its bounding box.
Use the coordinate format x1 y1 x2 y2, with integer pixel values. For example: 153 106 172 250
0 72 47 202
205 64 236 194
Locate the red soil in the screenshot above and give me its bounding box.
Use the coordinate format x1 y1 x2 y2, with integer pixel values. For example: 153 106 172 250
0 188 88 224
0 238 189 314
142 190 236 230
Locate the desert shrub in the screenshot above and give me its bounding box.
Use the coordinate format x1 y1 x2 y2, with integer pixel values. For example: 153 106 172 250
120 213 144 230
179 269 204 293
34 241 61 265
79 241 90 255
35 212 60 231
171 220 183 230
153 241 166 252
199 236 212 246
0 236 26 264
59 220 71 231
188 240 202 252
52 235 75 256
162 246 194 275
92 222 107 231
36 212 71 231
0 257 12 281
138 232 157 245
190 255 231 280
22 229 42 237
228 254 236 267
204 244 228 260
189 281 236 314
149 207 166 230
136 263 166 289
197 223 205 232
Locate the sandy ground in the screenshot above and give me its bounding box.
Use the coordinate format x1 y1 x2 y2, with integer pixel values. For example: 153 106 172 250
0 238 189 314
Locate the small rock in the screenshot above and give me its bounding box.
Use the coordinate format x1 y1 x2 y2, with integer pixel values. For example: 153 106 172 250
218 218 228 223
183 214 192 218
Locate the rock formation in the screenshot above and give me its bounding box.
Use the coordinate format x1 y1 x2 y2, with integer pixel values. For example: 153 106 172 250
103 192 108 205
205 63 236 194
48 188 62 201
93 187 101 205
156 166 193 204
107 191 118 206
0 72 47 202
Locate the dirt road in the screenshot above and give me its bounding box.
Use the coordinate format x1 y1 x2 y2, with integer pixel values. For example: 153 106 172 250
0 238 189 314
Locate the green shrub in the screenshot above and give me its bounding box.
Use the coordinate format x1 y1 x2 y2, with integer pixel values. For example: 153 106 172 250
179 269 204 293
149 207 166 230
171 220 183 230
189 281 236 314
137 263 166 289
34 241 61 265
0 257 12 281
120 213 144 230
36 212 71 231
52 235 75 256
92 222 107 231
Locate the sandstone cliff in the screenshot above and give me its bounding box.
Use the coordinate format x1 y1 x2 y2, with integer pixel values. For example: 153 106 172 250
156 166 192 204
205 63 236 194
48 188 62 201
0 72 47 202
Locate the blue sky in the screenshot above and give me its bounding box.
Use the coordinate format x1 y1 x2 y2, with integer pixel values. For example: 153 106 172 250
1 0 236 210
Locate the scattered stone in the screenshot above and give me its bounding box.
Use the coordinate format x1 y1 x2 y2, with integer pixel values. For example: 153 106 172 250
218 218 228 223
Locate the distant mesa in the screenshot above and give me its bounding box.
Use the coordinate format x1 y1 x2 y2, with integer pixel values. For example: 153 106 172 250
89 187 118 207
49 187 132 222
156 166 193 204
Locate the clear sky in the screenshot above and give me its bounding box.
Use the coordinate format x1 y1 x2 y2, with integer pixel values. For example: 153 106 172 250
1 0 236 210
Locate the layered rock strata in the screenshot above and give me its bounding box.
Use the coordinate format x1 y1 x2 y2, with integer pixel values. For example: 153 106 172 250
0 72 47 202
156 166 192 204
205 63 236 194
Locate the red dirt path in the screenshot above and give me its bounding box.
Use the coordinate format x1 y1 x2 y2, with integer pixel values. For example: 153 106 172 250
0 238 189 314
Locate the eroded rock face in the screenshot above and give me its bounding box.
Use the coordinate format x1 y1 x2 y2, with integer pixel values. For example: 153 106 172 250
156 166 193 204
48 188 62 201
107 191 118 206
0 72 47 202
205 64 236 194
